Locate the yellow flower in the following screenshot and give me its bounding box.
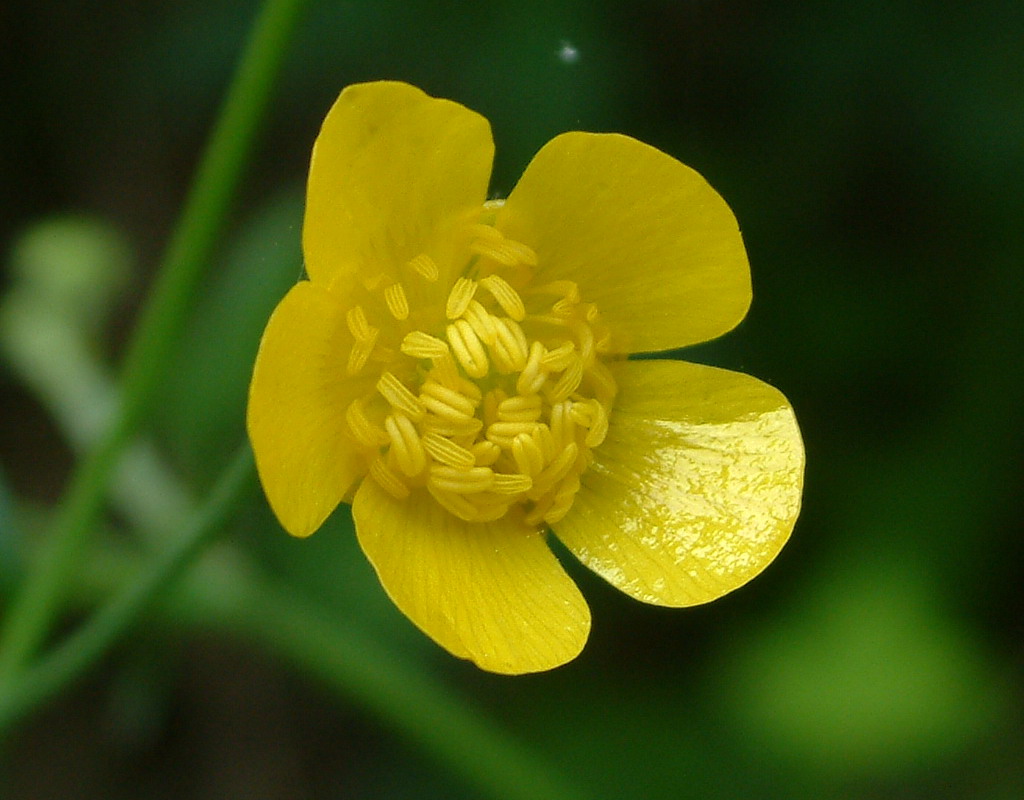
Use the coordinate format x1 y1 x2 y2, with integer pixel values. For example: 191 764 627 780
248 81 804 674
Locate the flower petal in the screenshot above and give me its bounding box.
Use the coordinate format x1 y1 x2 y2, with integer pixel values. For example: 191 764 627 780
247 281 367 537
497 132 751 352
352 479 591 674
554 360 803 606
304 81 494 291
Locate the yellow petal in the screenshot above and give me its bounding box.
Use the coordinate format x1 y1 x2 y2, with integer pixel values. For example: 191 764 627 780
247 281 366 537
554 360 803 606
304 81 494 292
352 479 591 674
498 133 751 353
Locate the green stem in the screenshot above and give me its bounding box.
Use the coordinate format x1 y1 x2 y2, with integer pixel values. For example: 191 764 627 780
0 0 309 681
0 447 254 736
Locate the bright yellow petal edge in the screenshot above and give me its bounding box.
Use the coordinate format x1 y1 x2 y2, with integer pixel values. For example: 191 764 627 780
498 131 752 354
247 281 364 537
353 479 590 674
247 81 803 673
555 360 804 607
303 81 494 293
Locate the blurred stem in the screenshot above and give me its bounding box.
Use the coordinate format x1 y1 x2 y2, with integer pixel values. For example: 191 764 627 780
0 447 254 737
0 0 309 682
179 574 591 800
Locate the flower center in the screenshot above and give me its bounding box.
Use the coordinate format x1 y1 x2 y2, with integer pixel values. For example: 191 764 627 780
341 206 617 527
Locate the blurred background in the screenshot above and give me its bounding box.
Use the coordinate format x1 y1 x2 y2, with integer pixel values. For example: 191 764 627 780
1 0 1021 797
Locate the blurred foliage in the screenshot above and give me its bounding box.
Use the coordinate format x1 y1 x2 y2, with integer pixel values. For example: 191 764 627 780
2 0 1022 798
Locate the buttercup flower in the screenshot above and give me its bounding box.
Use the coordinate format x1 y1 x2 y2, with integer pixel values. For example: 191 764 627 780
248 81 804 674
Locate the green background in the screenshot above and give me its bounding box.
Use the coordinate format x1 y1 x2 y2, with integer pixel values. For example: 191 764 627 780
1 0 1021 797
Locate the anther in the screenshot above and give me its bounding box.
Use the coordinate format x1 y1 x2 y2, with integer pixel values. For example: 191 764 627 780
345 398 389 447
486 421 538 448
420 432 476 468
347 332 378 376
400 331 449 360
497 394 542 423
512 433 545 477
428 465 495 494
548 356 584 403
541 341 576 371
407 253 439 282
383 283 410 320
421 414 484 437
420 380 478 419
370 457 410 500
549 400 577 449
584 400 609 447
530 442 579 497
492 473 533 494
446 319 489 378
480 274 526 321
471 440 502 466
376 372 426 420
446 277 477 319
384 413 427 477
516 341 548 396
463 300 498 345
346 305 373 341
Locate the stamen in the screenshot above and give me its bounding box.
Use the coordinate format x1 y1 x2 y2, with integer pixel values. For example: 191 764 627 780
547 355 584 403
570 320 595 364
384 282 410 320
446 277 477 319
482 388 507 427
376 372 426 420
512 433 545 477
346 222 614 531
585 360 618 402
470 238 525 267
480 274 526 321
421 432 476 468
516 341 548 396
549 400 577 449
370 456 410 500
408 253 439 282
346 305 373 341
347 331 378 376
583 400 609 447
497 393 542 423
428 353 462 390
463 300 498 345
541 341 576 371
490 317 529 372
543 476 580 524
345 398 389 447
384 413 427 477
530 442 578 498
421 414 484 437
486 421 538 448
428 465 495 494
400 331 449 359
492 473 533 494
420 379 478 419
533 423 557 462
446 319 489 378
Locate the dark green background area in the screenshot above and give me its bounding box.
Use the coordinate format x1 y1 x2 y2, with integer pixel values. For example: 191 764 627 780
1 1 1021 798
